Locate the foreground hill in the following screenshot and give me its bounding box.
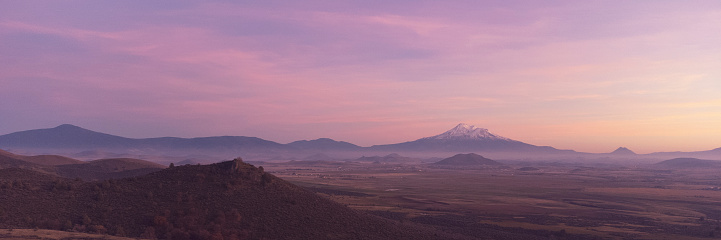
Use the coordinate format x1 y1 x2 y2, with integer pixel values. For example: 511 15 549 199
0 159 451 240
0 229 135 240
433 153 502 166
54 158 166 181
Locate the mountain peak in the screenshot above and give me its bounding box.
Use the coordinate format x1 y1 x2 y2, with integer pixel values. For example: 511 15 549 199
610 147 636 155
423 123 511 141
54 124 84 130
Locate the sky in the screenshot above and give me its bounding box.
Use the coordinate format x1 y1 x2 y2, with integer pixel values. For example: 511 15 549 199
2 1 721 154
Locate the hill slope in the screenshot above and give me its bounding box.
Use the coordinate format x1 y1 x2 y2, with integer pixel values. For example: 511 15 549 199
288 138 361 151
0 149 164 180
609 147 636 155
433 153 502 166
655 158 721 168
0 159 451 240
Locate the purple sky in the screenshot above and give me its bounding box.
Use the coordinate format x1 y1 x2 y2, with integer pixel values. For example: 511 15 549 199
2 1 721 153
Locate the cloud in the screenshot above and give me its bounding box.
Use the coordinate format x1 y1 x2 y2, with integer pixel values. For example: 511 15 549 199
2 1 721 152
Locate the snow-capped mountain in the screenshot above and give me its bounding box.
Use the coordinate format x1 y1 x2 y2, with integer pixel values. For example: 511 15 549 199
422 123 512 141
370 123 565 153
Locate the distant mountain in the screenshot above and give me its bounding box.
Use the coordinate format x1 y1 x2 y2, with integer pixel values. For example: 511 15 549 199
371 123 568 153
655 158 721 168
433 153 502 166
646 147 721 160
12 123 720 160
0 124 290 156
610 147 636 155
424 123 511 141
288 138 361 151
0 124 135 149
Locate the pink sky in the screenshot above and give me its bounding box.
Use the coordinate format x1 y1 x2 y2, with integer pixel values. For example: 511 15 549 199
2 1 721 153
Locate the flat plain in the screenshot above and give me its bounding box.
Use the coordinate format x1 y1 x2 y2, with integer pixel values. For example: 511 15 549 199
262 161 721 240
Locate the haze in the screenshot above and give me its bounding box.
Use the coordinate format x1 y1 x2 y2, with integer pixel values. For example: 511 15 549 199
2 1 721 154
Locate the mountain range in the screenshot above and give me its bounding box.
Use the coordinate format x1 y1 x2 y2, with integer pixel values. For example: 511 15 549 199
1 123 719 161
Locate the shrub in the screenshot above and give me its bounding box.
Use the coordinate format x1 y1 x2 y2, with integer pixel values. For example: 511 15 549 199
82 214 92 225
63 220 73 231
89 224 107 234
140 226 156 239
113 225 126 237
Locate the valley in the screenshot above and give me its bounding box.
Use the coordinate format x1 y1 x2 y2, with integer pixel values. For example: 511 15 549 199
1 124 721 239
262 160 721 239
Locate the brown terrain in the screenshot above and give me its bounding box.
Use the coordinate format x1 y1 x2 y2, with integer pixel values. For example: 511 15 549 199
0 150 458 240
262 156 721 240
3 148 721 239
0 150 164 181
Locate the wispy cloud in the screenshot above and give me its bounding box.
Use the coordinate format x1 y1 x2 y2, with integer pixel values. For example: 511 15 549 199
2 1 721 152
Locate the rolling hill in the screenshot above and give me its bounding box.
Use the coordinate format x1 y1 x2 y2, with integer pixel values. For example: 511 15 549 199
655 158 721 168
433 153 502 166
288 138 361 151
609 147 636 155
0 158 452 240
0 149 165 180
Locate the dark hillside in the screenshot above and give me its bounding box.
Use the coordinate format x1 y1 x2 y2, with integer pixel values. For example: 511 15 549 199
1 147 84 165
433 153 502 166
0 150 164 181
19 154 85 165
54 158 165 180
0 154 38 169
0 152 56 174
0 159 452 240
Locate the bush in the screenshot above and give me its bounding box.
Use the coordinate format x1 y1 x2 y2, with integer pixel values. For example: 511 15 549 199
89 225 107 234
82 214 92 225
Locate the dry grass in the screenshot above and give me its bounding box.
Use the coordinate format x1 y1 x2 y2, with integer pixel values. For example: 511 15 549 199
0 229 139 240
264 162 721 239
